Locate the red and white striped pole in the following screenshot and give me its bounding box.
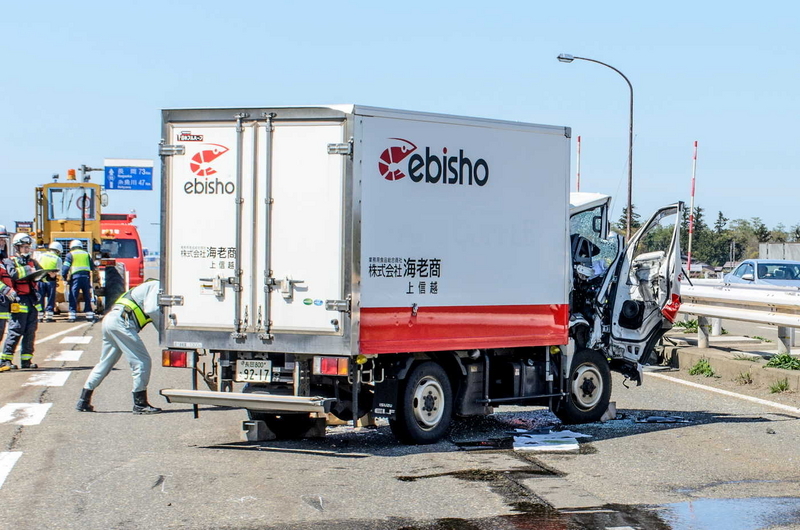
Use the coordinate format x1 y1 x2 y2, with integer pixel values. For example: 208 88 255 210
687 141 698 273
576 135 581 192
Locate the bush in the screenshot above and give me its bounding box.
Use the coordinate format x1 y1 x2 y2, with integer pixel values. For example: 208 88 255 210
769 378 790 394
674 319 698 333
765 354 800 371
689 358 715 377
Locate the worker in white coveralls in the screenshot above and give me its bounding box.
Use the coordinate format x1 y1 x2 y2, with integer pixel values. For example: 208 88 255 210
75 279 162 414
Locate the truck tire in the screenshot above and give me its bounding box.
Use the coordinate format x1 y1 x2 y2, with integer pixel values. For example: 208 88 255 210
553 349 611 424
389 361 453 445
103 266 125 313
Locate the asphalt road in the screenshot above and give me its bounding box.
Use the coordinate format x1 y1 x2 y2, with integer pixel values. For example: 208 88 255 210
1 318 800 529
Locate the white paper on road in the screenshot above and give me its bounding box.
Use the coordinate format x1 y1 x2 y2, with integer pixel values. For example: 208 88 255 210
513 429 591 453
23 372 71 387
60 336 92 344
45 350 83 362
0 403 53 425
0 452 22 489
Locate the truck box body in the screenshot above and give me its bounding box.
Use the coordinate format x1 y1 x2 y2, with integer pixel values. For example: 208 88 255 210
159 105 683 445
160 106 571 355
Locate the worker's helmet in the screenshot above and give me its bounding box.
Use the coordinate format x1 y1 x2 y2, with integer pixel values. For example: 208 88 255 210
12 233 33 248
0 225 7 237
49 241 63 253
69 239 83 250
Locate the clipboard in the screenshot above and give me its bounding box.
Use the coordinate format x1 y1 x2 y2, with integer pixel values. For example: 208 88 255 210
19 269 59 282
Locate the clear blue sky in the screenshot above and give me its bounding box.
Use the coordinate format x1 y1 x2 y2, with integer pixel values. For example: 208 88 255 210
2 1 798 249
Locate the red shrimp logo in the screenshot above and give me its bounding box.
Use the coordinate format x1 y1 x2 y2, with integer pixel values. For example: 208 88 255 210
378 138 417 181
190 144 229 176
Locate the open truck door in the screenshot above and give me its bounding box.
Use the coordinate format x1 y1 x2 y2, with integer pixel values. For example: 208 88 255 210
603 202 684 374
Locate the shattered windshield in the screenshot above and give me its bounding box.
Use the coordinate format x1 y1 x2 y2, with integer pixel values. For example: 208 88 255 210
570 205 618 275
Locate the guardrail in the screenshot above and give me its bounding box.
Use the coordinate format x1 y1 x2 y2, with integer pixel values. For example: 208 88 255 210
679 281 800 353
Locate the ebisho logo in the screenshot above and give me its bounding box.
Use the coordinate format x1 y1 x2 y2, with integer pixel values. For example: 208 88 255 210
184 144 235 195
378 138 489 186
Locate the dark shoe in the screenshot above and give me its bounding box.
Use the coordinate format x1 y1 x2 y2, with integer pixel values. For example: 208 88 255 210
76 388 94 412
0 360 11 372
132 390 162 414
20 361 38 369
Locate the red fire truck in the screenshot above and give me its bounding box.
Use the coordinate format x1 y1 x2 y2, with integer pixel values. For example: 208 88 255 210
100 213 145 288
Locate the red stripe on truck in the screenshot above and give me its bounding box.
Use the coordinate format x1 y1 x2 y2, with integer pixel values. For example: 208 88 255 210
359 304 569 354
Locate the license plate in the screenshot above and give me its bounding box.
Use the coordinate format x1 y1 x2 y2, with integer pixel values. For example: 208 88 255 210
235 360 273 382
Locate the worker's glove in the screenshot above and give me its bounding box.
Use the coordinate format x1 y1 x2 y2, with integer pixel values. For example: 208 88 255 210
6 290 18 303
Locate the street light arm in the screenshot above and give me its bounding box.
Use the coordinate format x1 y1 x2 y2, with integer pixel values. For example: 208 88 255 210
571 56 633 94
558 54 635 239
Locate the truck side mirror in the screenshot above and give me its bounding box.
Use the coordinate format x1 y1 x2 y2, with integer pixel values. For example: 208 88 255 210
592 215 602 235
742 273 754 281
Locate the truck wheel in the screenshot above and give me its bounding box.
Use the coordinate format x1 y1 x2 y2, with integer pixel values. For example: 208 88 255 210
389 361 453 445
554 349 611 424
103 267 125 313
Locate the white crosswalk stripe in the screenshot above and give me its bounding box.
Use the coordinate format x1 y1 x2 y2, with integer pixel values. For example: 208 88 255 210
60 336 92 344
0 452 22 489
45 350 83 362
0 403 53 425
23 372 70 387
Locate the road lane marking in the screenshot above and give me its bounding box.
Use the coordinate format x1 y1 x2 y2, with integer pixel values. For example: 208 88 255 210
0 403 53 425
0 452 22 489
646 372 800 416
60 336 92 345
35 323 90 345
23 372 70 387
45 350 83 362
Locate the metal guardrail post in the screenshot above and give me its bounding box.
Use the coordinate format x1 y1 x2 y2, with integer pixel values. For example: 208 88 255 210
698 316 710 348
777 326 793 354
711 318 722 336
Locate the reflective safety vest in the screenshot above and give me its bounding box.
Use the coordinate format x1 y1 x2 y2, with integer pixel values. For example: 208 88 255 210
10 302 41 313
39 251 60 270
69 249 91 275
115 289 152 330
12 259 36 280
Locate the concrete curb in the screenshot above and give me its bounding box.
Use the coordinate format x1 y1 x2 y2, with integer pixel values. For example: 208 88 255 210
663 334 800 391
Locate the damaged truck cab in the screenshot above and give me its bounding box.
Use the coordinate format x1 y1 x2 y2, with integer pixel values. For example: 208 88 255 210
158 106 682 444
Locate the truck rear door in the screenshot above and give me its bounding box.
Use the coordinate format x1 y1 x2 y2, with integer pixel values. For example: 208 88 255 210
163 116 346 336
261 121 345 333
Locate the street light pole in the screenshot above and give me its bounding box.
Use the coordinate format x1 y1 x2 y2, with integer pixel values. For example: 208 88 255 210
557 54 634 240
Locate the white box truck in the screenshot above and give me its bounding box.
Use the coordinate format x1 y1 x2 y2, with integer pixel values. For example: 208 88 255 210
157 105 683 444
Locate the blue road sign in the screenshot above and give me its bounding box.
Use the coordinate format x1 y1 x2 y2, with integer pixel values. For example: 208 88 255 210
104 166 153 190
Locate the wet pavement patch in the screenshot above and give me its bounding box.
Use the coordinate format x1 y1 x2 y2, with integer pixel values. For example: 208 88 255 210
653 496 800 529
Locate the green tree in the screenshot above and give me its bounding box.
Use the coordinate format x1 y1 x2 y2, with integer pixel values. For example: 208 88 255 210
729 219 759 259
790 224 800 242
615 205 642 234
714 211 728 234
770 223 788 243
752 217 771 243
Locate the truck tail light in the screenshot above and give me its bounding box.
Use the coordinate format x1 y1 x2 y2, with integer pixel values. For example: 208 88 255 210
313 356 349 376
163 349 192 368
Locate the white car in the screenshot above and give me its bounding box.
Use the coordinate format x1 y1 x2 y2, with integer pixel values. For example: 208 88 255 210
724 259 800 287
